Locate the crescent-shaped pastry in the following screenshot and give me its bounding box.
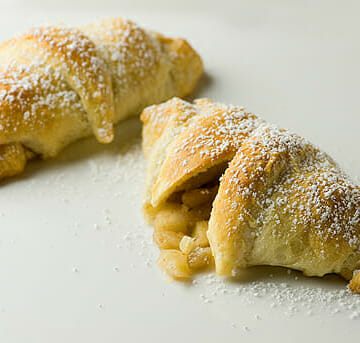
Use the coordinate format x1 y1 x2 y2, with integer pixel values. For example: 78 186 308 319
0 18 203 179
141 97 360 294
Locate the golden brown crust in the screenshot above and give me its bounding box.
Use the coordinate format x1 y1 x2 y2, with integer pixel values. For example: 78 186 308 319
0 26 115 144
0 18 203 180
140 97 198 158
209 127 360 278
349 270 360 294
142 98 264 209
208 130 293 274
142 98 360 292
157 36 204 97
0 143 27 179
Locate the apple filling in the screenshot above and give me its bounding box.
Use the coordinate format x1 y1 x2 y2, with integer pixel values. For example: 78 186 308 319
151 163 227 279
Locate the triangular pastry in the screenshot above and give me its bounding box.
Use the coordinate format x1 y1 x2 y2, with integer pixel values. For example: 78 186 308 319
0 18 203 179
141 98 360 293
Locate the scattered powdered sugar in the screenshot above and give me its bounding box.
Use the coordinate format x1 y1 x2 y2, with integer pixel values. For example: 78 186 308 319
177 103 264 158
108 134 360 320
230 124 360 242
0 59 85 136
87 135 144 186
118 226 157 268
0 112 358 323
217 123 360 276
0 23 113 145
145 98 360 281
83 18 162 97
0 17 166 156
192 272 360 320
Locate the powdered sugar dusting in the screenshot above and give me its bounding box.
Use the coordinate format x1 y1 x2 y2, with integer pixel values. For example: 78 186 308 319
0 114 358 324
0 23 115 145
0 60 86 142
192 272 360 320
175 101 265 160
0 17 179 159
215 123 360 277
144 99 360 281
83 18 161 98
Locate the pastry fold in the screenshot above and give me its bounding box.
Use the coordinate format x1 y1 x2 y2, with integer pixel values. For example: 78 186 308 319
0 18 203 179
141 98 360 293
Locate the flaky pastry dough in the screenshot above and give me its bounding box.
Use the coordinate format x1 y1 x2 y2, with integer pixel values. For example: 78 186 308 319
0 18 203 179
141 98 360 293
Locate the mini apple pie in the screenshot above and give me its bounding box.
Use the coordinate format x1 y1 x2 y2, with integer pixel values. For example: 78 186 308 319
0 18 203 180
141 97 360 294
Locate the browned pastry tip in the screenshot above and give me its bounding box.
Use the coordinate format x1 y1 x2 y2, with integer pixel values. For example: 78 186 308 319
349 271 360 294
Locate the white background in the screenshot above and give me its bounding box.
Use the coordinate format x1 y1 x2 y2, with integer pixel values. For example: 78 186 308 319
0 1 359 342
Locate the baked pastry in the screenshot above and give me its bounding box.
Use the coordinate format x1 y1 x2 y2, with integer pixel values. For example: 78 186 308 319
0 18 203 179
141 97 360 293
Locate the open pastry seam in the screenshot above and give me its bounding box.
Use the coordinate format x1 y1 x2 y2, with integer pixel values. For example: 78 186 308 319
148 158 234 280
